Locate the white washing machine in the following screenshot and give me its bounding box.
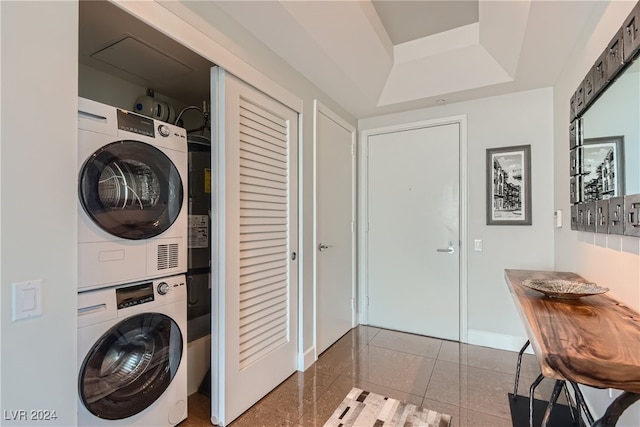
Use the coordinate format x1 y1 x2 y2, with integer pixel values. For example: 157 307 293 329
78 97 188 291
77 274 187 426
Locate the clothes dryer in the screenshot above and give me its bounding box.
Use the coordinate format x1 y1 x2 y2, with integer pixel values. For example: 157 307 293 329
77 274 187 426
78 97 188 291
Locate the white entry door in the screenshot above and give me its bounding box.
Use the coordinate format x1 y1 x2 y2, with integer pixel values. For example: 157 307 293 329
212 69 299 425
315 102 356 355
366 122 460 341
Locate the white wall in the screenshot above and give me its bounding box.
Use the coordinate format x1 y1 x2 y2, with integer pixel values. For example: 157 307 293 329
359 87 555 349
553 1 640 424
0 2 78 425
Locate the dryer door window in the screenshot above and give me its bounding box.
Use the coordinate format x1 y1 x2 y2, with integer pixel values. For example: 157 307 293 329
79 140 183 240
78 313 183 420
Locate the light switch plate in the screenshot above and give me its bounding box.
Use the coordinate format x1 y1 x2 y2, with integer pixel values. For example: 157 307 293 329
474 239 482 251
554 210 563 228
12 280 42 321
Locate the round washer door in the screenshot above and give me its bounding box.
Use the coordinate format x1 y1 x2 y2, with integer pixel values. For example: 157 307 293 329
78 313 183 420
79 140 183 240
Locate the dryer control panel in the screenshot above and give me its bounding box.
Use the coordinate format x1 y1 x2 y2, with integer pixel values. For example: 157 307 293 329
117 109 155 137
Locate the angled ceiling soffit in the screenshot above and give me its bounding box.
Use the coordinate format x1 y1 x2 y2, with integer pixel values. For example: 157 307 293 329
478 0 531 77
378 1 531 107
278 0 394 103
215 0 393 106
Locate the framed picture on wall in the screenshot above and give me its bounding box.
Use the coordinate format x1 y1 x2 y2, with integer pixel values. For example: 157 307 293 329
486 144 532 225
581 136 624 202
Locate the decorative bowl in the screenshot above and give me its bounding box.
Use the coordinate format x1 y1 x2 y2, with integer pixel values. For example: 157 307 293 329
521 279 609 300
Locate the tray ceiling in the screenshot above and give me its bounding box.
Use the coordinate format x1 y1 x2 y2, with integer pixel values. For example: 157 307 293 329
211 0 608 117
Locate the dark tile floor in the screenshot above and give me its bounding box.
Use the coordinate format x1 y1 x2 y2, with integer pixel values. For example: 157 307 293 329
180 326 557 426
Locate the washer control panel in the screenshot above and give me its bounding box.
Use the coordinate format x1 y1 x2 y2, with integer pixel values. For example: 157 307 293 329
116 282 154 309
116 275 186 310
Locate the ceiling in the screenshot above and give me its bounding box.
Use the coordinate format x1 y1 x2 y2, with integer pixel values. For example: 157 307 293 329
80 1 609 119
371 0 479 44
212 0 607 118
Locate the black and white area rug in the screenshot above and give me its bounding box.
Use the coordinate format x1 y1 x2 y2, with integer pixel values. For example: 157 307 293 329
323 388 452 427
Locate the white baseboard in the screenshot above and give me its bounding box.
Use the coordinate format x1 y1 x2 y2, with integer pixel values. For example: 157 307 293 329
298 346 316 371
466 329 533 354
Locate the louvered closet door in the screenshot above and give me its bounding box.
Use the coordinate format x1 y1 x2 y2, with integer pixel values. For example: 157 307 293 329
218 71 299 426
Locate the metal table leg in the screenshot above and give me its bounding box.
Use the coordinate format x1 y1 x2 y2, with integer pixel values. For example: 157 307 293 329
564 382 579 425
541 380 565 427
513 340 531 398
592 392 640 427
569 381 594 425
529 373 545 427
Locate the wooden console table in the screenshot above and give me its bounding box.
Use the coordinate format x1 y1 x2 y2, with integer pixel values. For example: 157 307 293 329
505 269 640 426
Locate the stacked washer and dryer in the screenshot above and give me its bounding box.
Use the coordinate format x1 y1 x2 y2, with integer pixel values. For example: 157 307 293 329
76 97 189 426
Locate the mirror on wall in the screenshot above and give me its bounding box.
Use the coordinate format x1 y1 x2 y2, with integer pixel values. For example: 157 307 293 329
569 1 640 234
580 57 640 201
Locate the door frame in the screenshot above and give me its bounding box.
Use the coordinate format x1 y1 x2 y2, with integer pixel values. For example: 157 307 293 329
358 115 469 343
312 100 357 363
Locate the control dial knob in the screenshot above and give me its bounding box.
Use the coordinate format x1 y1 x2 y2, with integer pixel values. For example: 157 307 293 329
157 282 170 295
158 124 171 137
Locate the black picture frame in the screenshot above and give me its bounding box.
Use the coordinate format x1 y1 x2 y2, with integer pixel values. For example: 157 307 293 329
486 145 532 226
581 135 624 202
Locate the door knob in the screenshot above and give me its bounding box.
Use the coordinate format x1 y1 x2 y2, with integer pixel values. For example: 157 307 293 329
318 243 333 251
